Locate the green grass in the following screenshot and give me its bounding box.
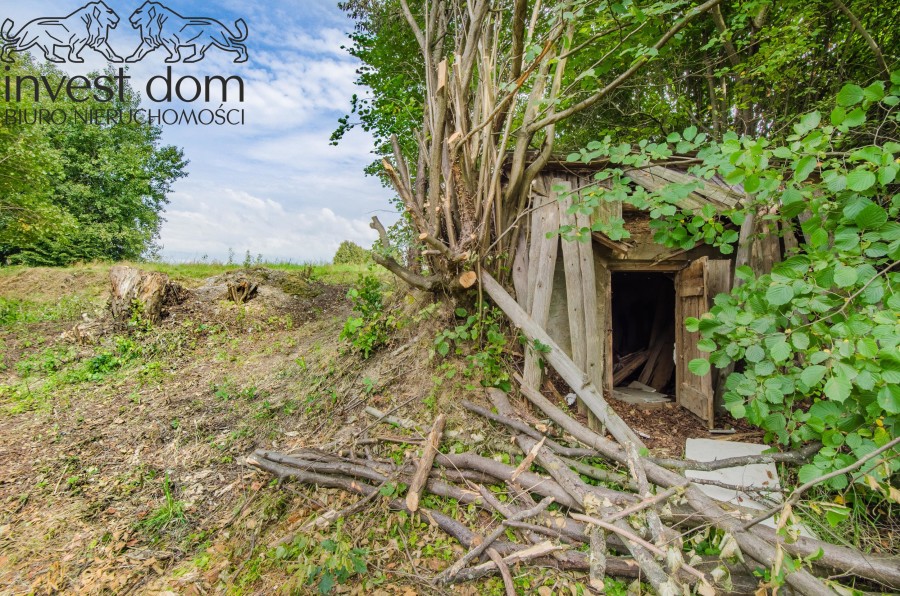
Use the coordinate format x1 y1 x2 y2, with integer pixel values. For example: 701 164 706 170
140 473 187 538
0 295 98 327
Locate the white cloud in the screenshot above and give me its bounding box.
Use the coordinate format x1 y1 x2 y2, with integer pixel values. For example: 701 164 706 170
159 189 379 263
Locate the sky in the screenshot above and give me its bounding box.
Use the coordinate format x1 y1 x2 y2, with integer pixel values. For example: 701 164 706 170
1 0 397 263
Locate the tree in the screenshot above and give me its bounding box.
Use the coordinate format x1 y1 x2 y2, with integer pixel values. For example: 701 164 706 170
335 0 897 287
0 56 188 265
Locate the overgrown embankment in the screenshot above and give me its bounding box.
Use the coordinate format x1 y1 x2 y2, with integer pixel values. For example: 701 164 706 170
0 263 506 594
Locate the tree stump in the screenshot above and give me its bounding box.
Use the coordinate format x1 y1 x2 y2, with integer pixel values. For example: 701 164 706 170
109 266 188 324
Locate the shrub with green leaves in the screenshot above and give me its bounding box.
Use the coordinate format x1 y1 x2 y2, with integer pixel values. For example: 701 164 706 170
567 72 900 492
340 274 395 358
434 304 511 391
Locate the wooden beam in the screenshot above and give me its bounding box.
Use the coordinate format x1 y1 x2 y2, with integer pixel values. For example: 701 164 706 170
480 271 645 449
606 261 687 272
591 232 631 256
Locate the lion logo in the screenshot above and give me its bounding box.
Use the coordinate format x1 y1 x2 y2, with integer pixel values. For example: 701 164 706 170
0 2 124 64
125 2 248 64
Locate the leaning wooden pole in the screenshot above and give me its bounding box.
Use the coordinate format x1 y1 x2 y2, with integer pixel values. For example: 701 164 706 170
480 271 645 449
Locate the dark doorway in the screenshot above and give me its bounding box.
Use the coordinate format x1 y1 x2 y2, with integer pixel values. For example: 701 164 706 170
610 272 676 393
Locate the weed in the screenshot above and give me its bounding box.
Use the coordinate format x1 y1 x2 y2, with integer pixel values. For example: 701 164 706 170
275 524 370 595
140 473 187 538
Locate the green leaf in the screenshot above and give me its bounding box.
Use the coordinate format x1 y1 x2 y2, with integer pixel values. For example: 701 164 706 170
830 106 846 126
824 375 852 402
877 385 900 414
846 169 876 192
745 345 765 363
854 203 888 229
791 332 810 350
798 464 823 484
795 111 821 135
809 228 829 249
794 155 817 182
766 284 794 306
800 365 828 387
825 505 851 528
683 125 697 141
863 81 885 102
833 266 858 288
697 338 716 353
836 83 864 106
770 341 792 363
689 358 710 376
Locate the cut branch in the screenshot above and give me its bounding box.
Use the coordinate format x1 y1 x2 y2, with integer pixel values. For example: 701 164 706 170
406 414 446 512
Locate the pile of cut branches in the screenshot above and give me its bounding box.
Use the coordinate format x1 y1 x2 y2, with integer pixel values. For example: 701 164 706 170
249 387 899 594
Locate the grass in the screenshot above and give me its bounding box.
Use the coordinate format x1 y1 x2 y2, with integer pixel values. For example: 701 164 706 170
0 295 98 327
140 473 187 538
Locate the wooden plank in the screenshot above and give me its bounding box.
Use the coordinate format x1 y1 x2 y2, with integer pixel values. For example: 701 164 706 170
595 256 612 396
676 258 714 426
680 384 712 422
613 351 649 385
512 226 529 306
706 259 734 418
626 168 704 211
526 194 542 311
644 166 741 209
559 182 588 414
637 295 669 388
591 231 631 255
647 326 676 391
626 166 742 212
522 186 560 390
750 218 781 277
588 178 621 229
481 271 646 449
606 261 688 272
781 220 799 256
577 206 603 431
558 183 585 363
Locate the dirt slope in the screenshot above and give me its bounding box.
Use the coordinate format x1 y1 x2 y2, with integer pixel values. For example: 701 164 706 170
0 265 522 595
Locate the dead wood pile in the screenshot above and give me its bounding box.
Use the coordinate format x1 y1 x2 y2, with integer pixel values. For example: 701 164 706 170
247 273 900 594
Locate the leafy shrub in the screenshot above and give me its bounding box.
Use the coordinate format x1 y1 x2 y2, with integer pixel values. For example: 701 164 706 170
568 72 900 492
333 241 372 265
434 304 511 391
340 274 395 358
276 525 369 594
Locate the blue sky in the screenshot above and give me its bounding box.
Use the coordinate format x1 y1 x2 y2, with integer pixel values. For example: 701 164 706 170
2 0 396 262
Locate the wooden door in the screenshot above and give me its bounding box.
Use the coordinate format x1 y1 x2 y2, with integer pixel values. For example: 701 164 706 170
675 257 730 428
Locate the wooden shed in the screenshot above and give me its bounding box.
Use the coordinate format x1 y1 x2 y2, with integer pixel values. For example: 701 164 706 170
512 160 787 429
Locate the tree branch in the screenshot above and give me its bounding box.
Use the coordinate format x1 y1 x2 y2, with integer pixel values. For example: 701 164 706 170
370 217 443 291
529 0 723 131
832 0 890 75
